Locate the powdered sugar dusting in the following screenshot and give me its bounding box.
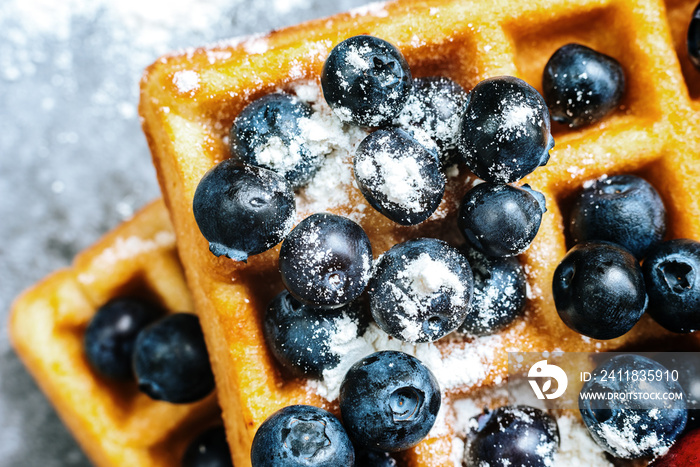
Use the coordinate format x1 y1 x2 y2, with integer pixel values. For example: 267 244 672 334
291 83 368 218
76 231 176 284
348 1 388 18
173 70 200 94
306 323 502 402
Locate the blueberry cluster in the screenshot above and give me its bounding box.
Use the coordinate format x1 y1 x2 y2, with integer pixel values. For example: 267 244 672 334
191 33 662 466
83 297 215 404
553 173 700 340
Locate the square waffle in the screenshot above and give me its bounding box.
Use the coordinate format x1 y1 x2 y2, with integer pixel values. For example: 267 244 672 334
139 0 700 465
9 200 221 467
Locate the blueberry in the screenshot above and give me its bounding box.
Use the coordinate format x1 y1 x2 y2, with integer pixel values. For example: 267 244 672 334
542 43 625 128
353 447 397 467
83 297 162 380
182 425 233 467
230 93 322 189
458 248 527 336
263 290 368 378
321 35 412 127
569 174 666 259
250 405 354 466
354 128 445 225
368 238 473 343
394 76 469 166
339 351 441 452
193 159 295 262
579 354 687 459
552 241 647 340
689 2 700 71
458 76 554 184
457 182 546 257
464 405 559 467
279 213 372 307
643 239 700 333
133 313 215 404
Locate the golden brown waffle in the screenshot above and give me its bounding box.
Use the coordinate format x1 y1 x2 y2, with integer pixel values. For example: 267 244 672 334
139 0 700 465
9 200 221 467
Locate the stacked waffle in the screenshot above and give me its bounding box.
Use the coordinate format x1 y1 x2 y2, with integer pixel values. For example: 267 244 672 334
11 0 700 465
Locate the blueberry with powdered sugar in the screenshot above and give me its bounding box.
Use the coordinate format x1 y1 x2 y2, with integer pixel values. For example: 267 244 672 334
321 35 412 127
367 238 473 343
230 92 323 189
354 128 446 225
263 290 368 378
394 76 469 166
192 159 295 262
464 405 560 466
458 76 554 184
579 354 687 459
279 213 372 308
458 248 527 336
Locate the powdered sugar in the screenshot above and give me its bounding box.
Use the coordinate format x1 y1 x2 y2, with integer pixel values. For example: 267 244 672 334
306 322 503 402
291 83 368 218
172 70 200 94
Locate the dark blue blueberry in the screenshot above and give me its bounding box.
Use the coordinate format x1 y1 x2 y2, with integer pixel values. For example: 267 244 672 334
579 354 687 459
458 182 546 257
569 174 666 259
465 406 559 467
339 351 441 452
250 405 354 467
133 313 215 404
353 447 397 467
230 93 321 189
279 213 372 308
458 248 527 336
368 238 473 343
542 43 625 128
182 425 233 467
321 35 412 127
552 241 647 340
689 2 700 70
263 290 368 378
643 239 700 333
354 128 445 225
458 76 554 184
394 76 469 166
83 297 162 380
193 159 295 262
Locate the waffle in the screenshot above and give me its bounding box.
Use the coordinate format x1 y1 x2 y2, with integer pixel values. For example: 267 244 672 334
8 200 221 467
139 0 700 465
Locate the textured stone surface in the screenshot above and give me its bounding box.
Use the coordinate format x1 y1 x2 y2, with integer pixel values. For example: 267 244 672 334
0 0 367 465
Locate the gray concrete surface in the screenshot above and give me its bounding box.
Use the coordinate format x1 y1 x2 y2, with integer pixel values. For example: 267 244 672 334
0 1 368 465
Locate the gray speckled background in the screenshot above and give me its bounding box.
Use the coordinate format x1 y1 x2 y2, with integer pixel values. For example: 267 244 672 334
0 1 368 465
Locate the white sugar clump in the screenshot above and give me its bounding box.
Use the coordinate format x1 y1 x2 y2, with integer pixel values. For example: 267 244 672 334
291 83 368 217
306 322 502 402
254 136 302 173
399 253 465 304
594 411 670 459
553 415 612 466
354 144 428 212
172 70 200 94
